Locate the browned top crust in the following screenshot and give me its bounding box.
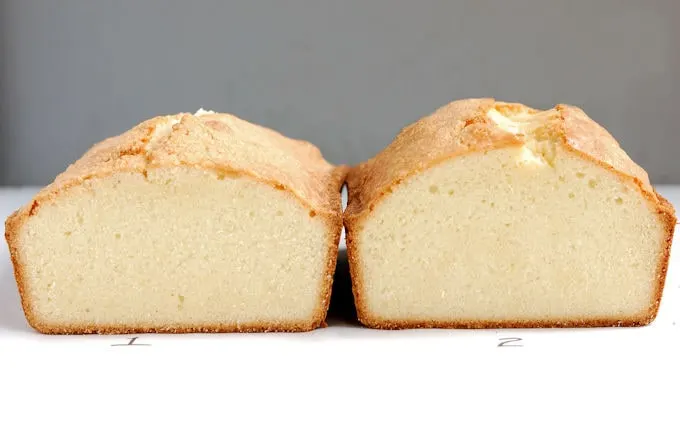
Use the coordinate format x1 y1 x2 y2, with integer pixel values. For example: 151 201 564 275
345 98 670 219
9 112 347 221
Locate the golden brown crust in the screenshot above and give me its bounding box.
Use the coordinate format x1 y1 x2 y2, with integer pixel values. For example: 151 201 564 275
345 98 520 218
557 104 653 194
5 112 348 334
21 321 325 335
344 98 677 329
646 190 677 322
4 210 34 332
350 316 659 330
345 99 659 220
15 112 343 219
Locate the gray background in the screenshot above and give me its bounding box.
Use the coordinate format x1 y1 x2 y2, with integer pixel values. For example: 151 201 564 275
1 0 678 186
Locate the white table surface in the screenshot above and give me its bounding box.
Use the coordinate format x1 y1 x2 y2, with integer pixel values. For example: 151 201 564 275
0 186 678 424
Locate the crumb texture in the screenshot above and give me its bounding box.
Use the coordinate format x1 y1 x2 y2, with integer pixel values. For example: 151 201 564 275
14 169 333 332
355 146 666 324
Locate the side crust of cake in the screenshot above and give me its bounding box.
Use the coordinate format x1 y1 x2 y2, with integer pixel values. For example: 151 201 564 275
344 98 676 329
5 112 347 334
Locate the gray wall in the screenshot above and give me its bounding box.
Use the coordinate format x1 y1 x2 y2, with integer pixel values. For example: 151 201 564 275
1 0 679 185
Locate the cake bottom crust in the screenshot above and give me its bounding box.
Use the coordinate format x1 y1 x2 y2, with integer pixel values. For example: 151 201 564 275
25 320 327 335
357 314 656 330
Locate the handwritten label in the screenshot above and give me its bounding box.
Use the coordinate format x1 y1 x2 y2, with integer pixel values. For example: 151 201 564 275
497 337 523 347
111 336 150 347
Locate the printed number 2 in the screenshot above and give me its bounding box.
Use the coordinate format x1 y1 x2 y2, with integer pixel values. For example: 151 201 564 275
111 337 150 347
497 337 523 347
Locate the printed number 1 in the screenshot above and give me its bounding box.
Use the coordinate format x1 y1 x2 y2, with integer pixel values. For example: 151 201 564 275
497 337 523 347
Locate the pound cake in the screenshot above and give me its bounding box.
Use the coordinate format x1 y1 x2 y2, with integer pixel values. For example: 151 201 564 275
345 98 676 329
5 109 346 334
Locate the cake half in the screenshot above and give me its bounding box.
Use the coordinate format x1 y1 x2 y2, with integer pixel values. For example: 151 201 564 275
345 98 675 328
5 110 346 334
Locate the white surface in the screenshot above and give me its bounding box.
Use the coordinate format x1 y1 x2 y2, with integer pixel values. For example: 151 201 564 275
0 186 678 424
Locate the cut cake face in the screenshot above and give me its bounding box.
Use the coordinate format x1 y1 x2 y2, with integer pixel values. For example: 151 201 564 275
6 111 346 334
344 99 675 328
